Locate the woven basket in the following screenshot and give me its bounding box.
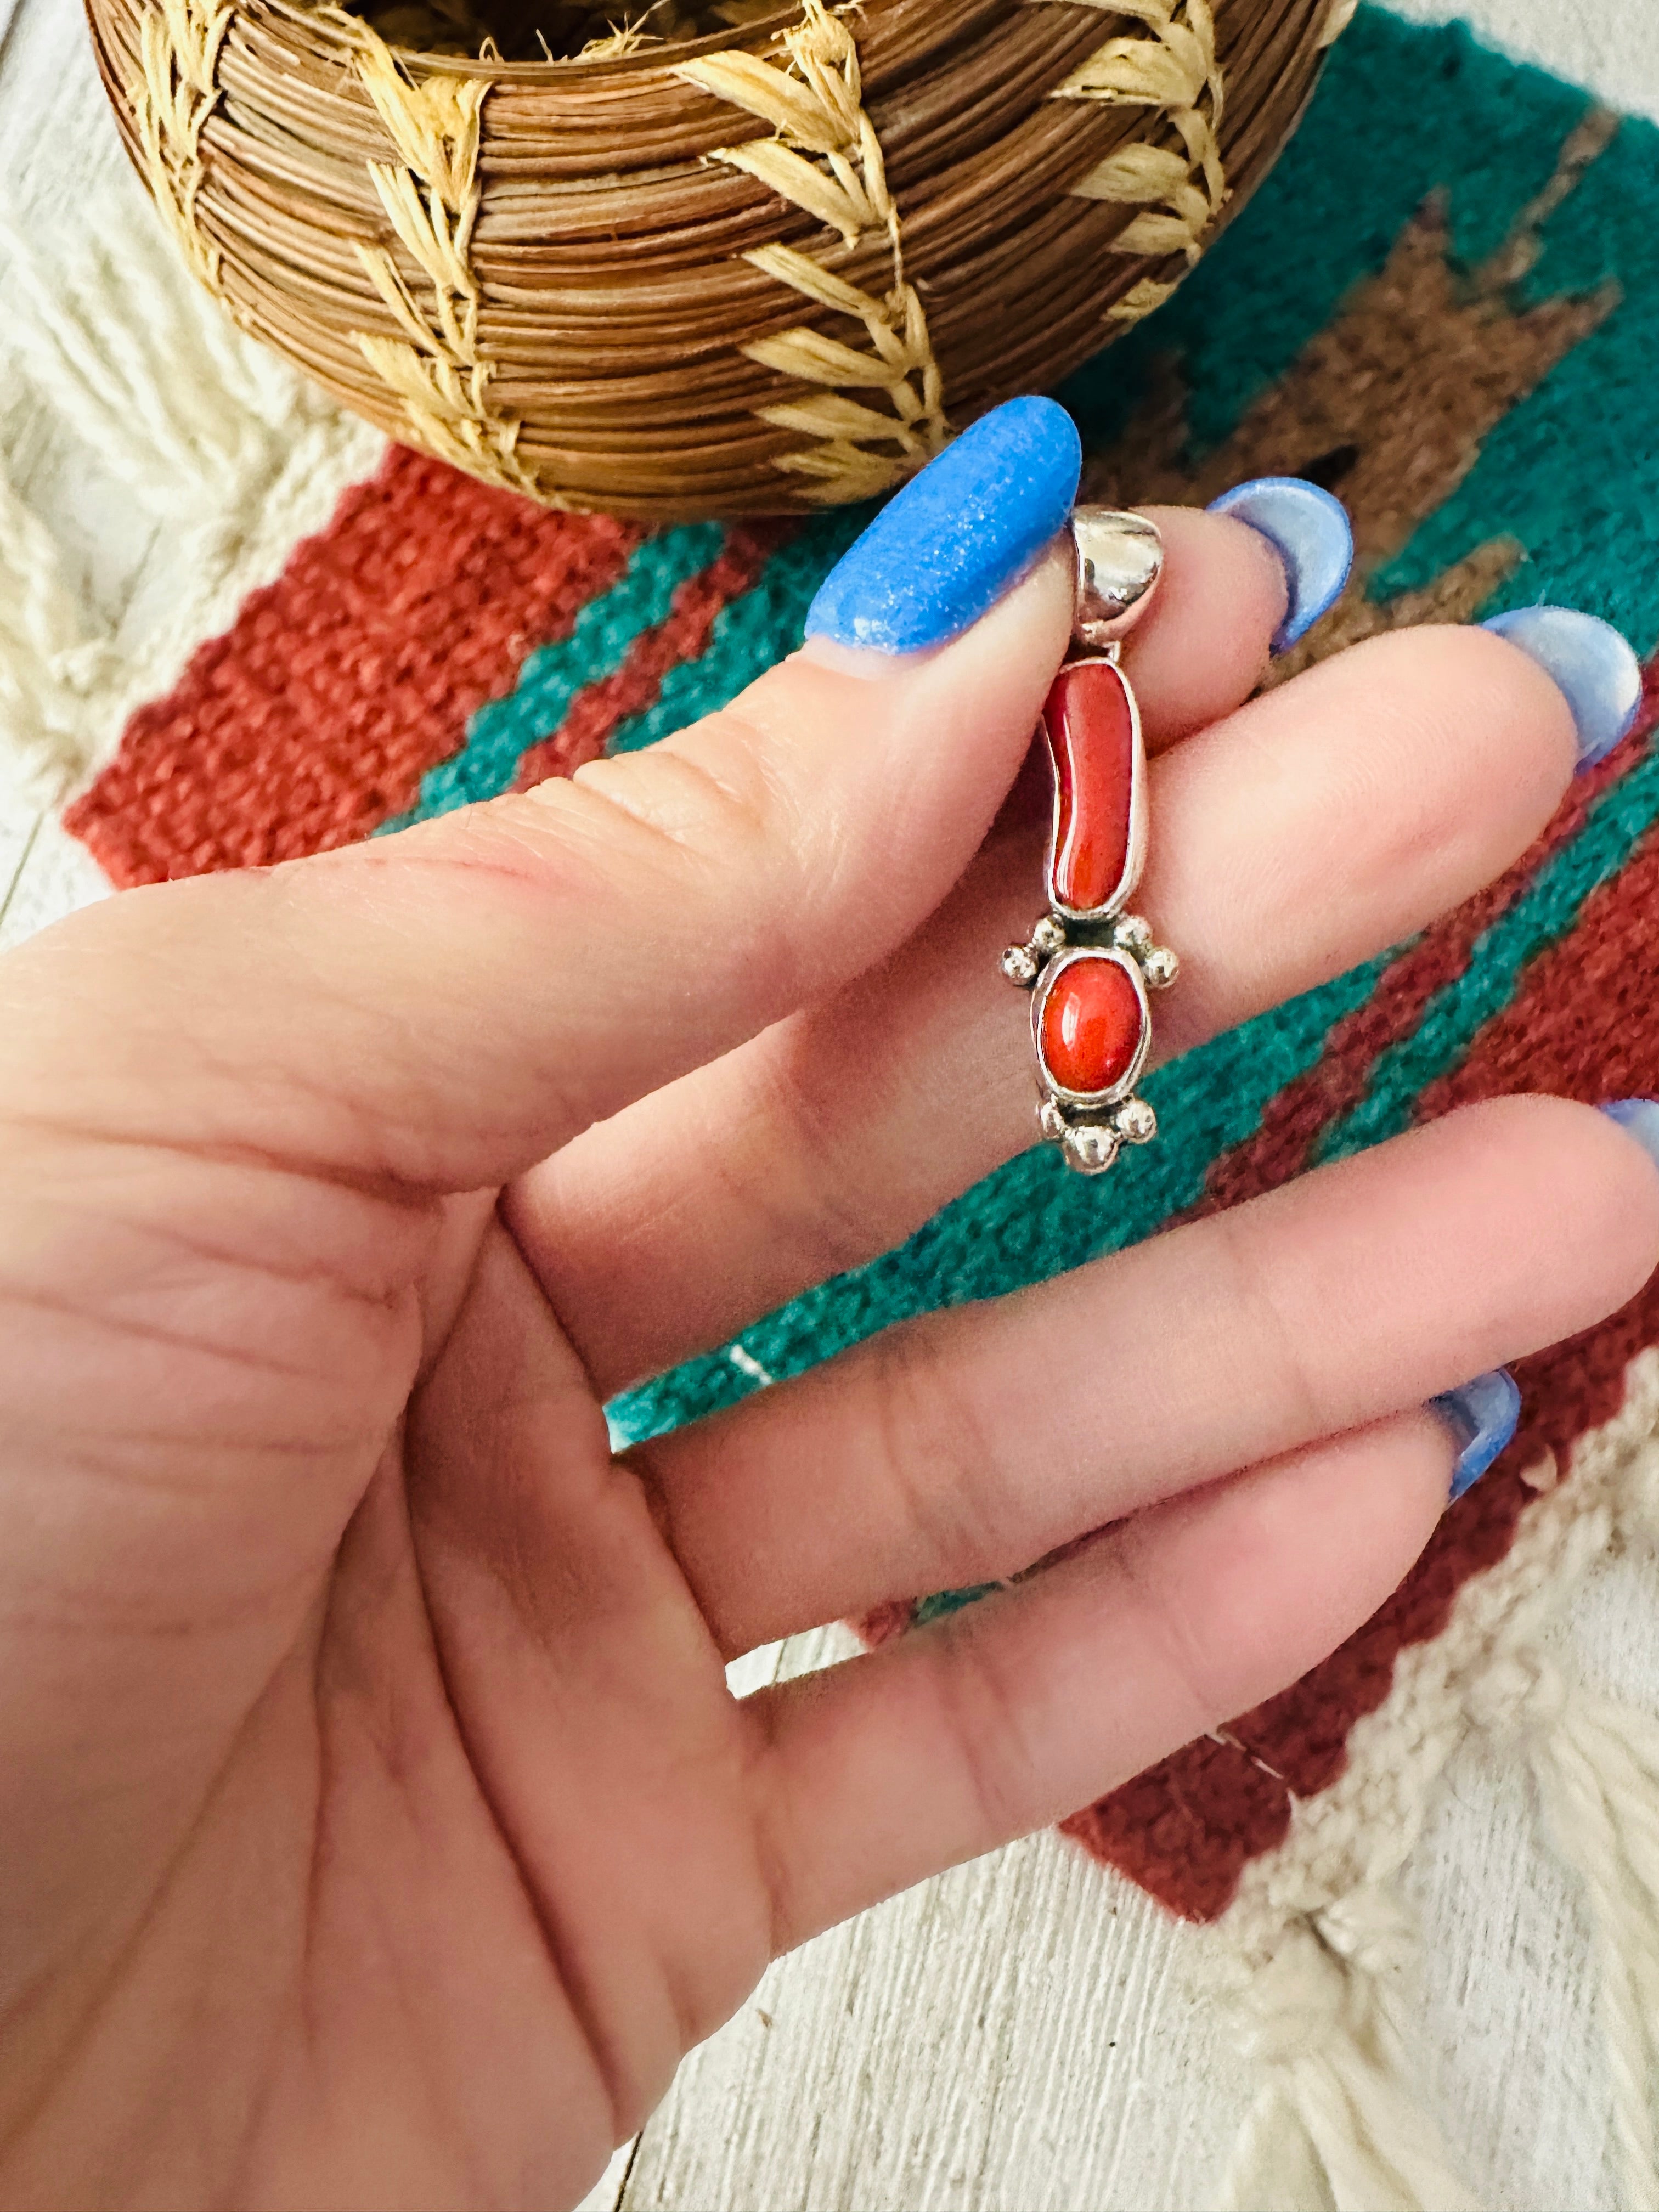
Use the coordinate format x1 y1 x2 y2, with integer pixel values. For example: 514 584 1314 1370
86 0 1350 521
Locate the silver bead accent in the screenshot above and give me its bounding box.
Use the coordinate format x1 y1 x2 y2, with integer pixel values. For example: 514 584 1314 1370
1142 944 1180 990
1115 1096 1158 1145
1063 1122 1120 1175
1002 944 1039 988
1037 1096 1069 1144
1071 507 1164 653
1030 913 1067 957
1114 913 1153 957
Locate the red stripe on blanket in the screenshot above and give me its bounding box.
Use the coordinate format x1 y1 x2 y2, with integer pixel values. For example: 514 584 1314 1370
511 522 792 788
65 448 639 887
1067 665 1659 1920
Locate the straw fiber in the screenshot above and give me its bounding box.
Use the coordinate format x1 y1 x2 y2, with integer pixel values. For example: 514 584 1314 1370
86 0 1344 516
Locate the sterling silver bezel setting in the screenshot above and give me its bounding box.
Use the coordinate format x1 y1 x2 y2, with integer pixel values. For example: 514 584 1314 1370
1043 648 1150 926
1030 945 1152 1109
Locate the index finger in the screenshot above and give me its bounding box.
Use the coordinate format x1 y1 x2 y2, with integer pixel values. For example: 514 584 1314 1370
0 404 1090 1197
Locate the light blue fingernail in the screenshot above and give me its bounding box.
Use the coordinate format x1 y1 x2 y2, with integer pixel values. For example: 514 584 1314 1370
1431 1368 1521 1503
1601 1097 1659 1170
1205 476 1353 653
1481 606 1643 770
803 398 1082 655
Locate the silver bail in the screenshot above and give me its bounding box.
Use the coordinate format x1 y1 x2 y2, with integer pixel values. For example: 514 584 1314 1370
1070 506 1164 653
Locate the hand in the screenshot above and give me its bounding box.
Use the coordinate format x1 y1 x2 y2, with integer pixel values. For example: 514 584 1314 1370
0 415 1654 2209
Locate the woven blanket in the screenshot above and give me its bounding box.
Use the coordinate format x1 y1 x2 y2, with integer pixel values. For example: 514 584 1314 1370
7 9 1659 2203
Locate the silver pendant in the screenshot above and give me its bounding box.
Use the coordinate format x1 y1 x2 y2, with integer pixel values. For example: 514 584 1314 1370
1001 508 1179 1176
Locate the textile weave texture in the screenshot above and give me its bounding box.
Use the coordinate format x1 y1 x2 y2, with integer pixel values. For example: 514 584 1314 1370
59 7 1659 1938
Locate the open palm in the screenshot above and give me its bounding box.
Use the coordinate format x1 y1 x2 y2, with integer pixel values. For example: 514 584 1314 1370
0 517 1653 2210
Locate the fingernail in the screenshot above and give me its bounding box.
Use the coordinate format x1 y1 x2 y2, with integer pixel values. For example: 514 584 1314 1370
1481 606 1643 770
803 397 1082 656
1205 476 1353 653
1601 1097 1659 1169
1431 1368 1521 1502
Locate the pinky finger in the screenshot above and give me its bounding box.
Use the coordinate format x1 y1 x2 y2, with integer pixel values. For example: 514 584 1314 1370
746 1410 1458 1951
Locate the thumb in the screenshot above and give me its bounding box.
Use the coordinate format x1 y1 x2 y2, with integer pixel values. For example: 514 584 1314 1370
2 401 1080 1194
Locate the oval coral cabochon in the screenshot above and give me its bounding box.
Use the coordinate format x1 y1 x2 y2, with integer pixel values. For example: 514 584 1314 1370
1035 950 1149 1101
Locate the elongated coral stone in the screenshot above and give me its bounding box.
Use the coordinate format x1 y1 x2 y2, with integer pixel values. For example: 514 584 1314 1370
1043 657 1139 915
1039 955 1145 1097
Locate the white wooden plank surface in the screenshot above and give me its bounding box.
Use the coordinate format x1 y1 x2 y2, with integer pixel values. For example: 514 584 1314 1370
0 810 106 952
623 1835 1239 2212
3 4 1659 2209
0 809 41 927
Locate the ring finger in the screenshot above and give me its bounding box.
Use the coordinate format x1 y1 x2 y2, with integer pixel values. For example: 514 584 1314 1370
639 1095 1659 1660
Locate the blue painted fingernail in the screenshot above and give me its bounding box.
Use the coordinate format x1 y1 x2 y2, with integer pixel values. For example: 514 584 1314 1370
1601 1097 1659 1170
1431 1368 1521 1502
1205 476 1353 653
803 397 1082 655
1481 606 1643 770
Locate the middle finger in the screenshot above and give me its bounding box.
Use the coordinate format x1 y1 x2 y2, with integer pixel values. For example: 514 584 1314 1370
512 619 1576 1394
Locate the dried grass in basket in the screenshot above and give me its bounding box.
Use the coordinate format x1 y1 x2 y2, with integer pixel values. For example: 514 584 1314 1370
85 0 1353 521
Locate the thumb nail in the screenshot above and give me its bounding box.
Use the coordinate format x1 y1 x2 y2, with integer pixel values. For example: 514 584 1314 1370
804 398 1081 657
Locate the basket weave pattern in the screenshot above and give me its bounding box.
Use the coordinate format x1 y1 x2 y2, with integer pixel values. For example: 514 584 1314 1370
89 0 1346 518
